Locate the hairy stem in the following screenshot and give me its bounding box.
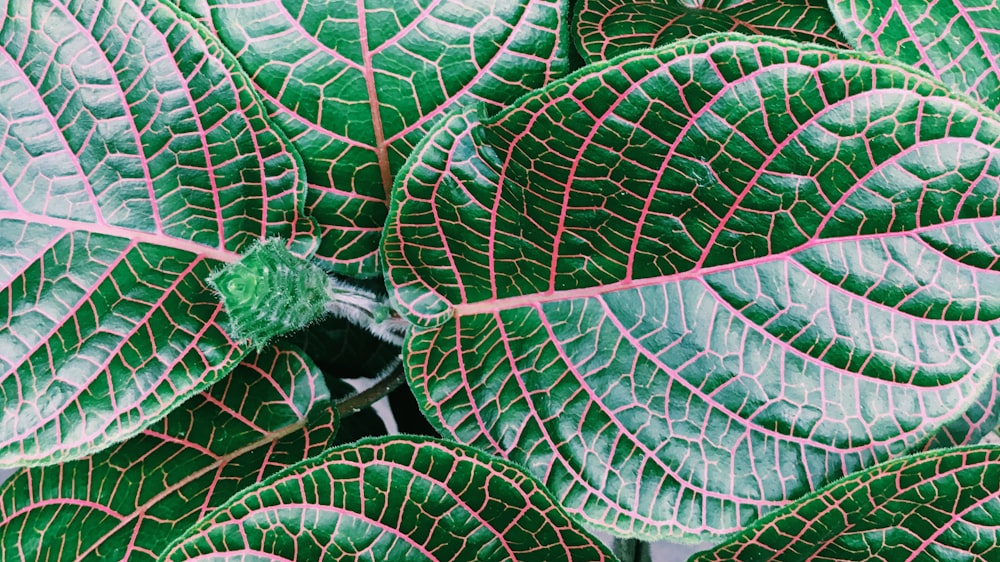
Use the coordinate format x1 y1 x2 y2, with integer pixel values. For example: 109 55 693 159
334 357 406 419
324 275 409 346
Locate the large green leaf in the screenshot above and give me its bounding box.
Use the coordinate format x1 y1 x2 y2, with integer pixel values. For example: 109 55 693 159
827 0 1000 447
830 0 1000 111
691 446 1000 561
158 436 616 561
0 0 314 466
383 34 1000 539
0 344 336 561
574 0 847 63
197 0 569 276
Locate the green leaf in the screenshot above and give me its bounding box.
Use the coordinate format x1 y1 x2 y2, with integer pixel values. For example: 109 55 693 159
383 34 1000 539
830 0 1000 111
690 446 1000 561
574 0 847 63
0 344 337 561
0 0 313 466
924 373 1000 450
158 436 617 561
200 0 570 276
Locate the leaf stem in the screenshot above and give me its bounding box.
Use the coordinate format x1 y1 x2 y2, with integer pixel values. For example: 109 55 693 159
334 357 406 419
324 276 409 346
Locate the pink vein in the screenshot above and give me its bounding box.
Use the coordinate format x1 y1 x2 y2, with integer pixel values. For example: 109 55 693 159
2 239 140 411
221 503 437 559
273 1 363 71
488 311 677 523
73 421 306 560
0 48 104 225
342 453 522 559
383 8 543 145
904 486 1000 562
454 215 1000 317
539 302 789 508
54 1 160 232
0 212 238 263
355 0 393 200
0 497 125 525
793 454 997 561
5 255 237 464
369 0 443 56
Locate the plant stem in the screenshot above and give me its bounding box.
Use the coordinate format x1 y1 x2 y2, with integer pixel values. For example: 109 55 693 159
611 538 652 562
334 357 406 419
324 276 409 346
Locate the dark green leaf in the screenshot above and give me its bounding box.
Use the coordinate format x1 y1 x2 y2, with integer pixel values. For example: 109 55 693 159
575 0 847 63
383 35 1000 539
830 0 1000 111
201 0 570 276
0 344 336 561
691 446 1000 561
159 436 616 561
0 0 312 467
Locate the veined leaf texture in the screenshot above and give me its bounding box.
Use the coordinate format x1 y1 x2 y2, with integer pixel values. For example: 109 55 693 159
384 34 1000 538
0 345 338 561
200 0 569 275
574 0 847 63
0 0 312 466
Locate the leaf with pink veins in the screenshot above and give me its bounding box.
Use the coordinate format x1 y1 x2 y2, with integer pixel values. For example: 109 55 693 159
0 0 313 467
0 344 337 562
384 34 1000 539
196 0 570 276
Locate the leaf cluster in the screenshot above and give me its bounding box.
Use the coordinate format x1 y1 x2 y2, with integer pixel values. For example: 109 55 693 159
2 0 1000 560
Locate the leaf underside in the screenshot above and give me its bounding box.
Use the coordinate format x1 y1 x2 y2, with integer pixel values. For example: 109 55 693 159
199 0 569 277
0 344 336 562
384 34 1000 539
574 0 848 63
692 446 1000 561
159 436 616 561
0 0 314 466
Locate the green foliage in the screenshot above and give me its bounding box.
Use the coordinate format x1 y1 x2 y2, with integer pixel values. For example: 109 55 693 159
1 0 999 560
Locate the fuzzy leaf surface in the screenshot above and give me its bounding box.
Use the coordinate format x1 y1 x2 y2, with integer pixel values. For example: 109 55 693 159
830 0 1000 111
0 0 310 466
201 0 568 276
158 436 616 561
574 0 847 63
0 344 336 561
691 446 1000 561
383 35 1000 539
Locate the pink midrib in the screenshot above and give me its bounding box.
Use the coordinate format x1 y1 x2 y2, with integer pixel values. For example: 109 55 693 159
453 215 1000 316
1 211 239 263
356 0 393 201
